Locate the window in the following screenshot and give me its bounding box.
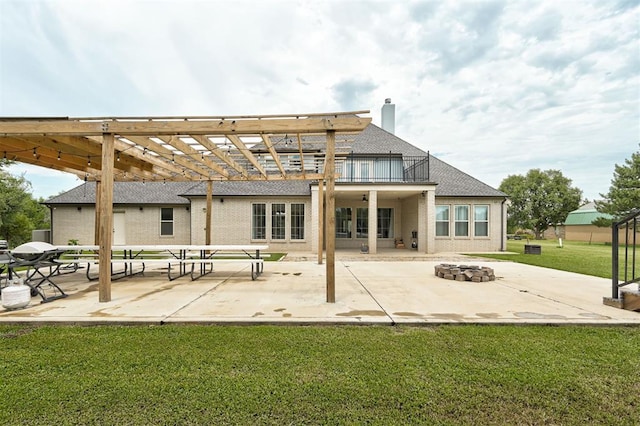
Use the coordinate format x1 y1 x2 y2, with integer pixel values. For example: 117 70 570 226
454 205 469 237
160 208 174 236
358 161 373 182
252 204 266 240
356 208 368 238
271 203 286 240
377 208 393 238
335 161 344 181
474 205 489 237
290 203 305 240
436 205 450 237
336 207 352 238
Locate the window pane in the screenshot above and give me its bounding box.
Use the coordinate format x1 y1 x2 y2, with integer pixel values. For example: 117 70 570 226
161 208 173 221
474 205 488 221
272 203 286 240
474 205 489 237
455 206 469 221
356 208 368 238
160 222 173 236
436 222 449 237
436 206 449 221
377 208 393 239
360 162 369 181
436 206 449 237
252 204 266 240
454 205 469 237
336 208 352 238
291 203 305 240
160 208 174 236
474 223 488 237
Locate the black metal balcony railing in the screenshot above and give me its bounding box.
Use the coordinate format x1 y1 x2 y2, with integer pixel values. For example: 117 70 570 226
612 209 640 299
336 154 430 183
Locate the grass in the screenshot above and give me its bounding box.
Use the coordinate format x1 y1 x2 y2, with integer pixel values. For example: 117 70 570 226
1 324 639 425
471 239 639 281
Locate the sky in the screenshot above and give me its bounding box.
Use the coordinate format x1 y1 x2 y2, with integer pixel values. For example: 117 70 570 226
0 0 638 201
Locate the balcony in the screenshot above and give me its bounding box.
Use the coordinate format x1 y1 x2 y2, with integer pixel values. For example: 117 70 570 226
336 154 430 183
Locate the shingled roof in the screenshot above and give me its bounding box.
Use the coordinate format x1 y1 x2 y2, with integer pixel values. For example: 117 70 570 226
181 180 312 197
429 155 504 197
45 181 195 205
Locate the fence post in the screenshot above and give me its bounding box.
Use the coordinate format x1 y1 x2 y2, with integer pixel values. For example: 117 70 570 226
612 220 619 299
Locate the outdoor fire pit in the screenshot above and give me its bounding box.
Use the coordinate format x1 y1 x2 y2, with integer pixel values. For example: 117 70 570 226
434 264 496 282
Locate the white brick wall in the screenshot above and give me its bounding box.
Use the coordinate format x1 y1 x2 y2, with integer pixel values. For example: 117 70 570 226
433 198 506 252
50 195 506 253
190 197 313 251
51 205 191 245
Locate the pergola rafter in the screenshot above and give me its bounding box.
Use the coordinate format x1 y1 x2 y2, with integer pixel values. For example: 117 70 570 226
0 112 372 303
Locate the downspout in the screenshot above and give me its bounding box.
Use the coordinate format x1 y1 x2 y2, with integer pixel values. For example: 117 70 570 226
47 204 53 244
501 197 507 251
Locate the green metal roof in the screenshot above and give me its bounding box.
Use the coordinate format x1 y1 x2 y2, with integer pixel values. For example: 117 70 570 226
564 203 612 225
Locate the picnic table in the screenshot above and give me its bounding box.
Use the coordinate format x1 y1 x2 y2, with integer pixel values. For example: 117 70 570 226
54 244 269 281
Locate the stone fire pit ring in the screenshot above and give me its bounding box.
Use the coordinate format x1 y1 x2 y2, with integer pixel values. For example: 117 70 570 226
435 264 496 282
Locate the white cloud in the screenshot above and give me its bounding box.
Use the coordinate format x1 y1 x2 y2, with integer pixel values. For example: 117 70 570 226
1 0 638 200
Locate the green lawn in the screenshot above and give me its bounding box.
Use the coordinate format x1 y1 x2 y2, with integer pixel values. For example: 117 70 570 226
472 239 639 280
1 324 639 425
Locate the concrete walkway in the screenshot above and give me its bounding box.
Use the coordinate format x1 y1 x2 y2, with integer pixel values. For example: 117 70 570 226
1 253 639 325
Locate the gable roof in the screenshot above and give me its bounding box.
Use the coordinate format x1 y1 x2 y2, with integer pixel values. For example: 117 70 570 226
564 202 612 225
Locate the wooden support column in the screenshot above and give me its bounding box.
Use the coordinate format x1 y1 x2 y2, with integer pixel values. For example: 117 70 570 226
205 180 213 245
94 180 101 244
317 179 324 265
325 130 336 303
98 133 115 302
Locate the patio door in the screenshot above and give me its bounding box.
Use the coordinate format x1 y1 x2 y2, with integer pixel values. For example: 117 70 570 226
113 212 126 245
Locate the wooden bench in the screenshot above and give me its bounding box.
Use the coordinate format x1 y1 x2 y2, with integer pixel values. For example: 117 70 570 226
184 258 264 280
55 256 264 281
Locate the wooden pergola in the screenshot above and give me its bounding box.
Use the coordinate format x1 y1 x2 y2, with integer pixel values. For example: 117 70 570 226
0 112 371 303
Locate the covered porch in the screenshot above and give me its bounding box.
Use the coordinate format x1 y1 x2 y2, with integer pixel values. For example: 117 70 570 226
311 183 437 255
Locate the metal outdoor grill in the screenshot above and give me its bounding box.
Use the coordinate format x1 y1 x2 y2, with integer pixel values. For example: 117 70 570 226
5 242 68 303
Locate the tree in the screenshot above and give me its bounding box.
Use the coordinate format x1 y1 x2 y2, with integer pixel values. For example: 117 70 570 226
499 169 582 239
595 145 640 225
0 169 50 247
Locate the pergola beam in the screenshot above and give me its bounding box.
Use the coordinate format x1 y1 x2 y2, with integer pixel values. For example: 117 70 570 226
226 134 267 177
0 116 371 136
191 135 249 177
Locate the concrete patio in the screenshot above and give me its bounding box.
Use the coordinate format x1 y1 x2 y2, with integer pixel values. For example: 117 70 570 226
1 252 639 325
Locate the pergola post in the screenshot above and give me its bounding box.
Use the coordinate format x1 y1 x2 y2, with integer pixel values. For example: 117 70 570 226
94 180 101 244
98 133 115 302
325 130 336 303
206 180 213 245
317 179 324 265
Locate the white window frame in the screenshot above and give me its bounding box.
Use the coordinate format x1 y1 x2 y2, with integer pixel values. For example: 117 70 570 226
251 203 267 241
290 203 305 240
474 205 489 237
454 205 470 237
160 207 174 237
435 205 450 237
